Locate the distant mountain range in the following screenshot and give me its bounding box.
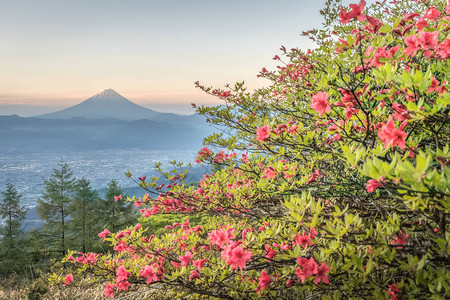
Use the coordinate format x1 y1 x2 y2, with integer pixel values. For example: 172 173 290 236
0 89 213 152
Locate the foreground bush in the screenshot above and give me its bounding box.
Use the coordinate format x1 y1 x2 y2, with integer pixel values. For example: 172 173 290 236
57 0 449 298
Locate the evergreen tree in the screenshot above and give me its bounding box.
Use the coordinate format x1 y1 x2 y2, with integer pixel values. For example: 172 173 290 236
0 184 27 276
101 180 136 233
37 161 75 257
68 178 102 253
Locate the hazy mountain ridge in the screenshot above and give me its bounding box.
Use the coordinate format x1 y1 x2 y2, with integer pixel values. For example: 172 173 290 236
1 89 213 152
0 115 211 152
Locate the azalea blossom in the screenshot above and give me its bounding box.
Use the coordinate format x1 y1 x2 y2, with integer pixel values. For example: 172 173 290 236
296 257 318 283
416 18 428 31
189 270 201 281
258 270 272 290
294 233 314 249
256 125 271 143
140 265 158 284
366 179 383 193
222 242 253 270
64 273 73 286
115 265 131 291
339 0 366 23
419 31 439 51
179 251 193 266
314 263 331 284
98 229 111 240
193 259 207 271
264 244 277 260
209 228 235 248
263 167 278 180
305 169 322 185
378 118 407 149
424 7 441 21
310 92 331 116
104 282 114 298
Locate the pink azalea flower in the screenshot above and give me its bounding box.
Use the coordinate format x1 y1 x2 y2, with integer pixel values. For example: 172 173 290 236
296 257 318 283
209 228 235 248
305 169 322 185
189 270 201 281
114 195 122 202
104 282 114 298
98 229 111 241
416 18 428 31
404 35 420 56
263 167 278 180
140 265 158 284
193 259 207 271
366 179 382 193
371 47 389 67
64 273 73 286
256 125 271 143
424 7 441 21
314 263 331 284
258 270 272 290
438 39 450 60
339 0 366 23
388 46 401 58
116 265 130 280
339 8 352 24
419 31 439 50
289 124 298 134
294 233 314 249
115 265 132 291
87 253 97 264
348 0 366 20
310 92 331 116
222 243 253 270
378 118 407 149
179 251 193 266
345 107 359 119
264 244 277 260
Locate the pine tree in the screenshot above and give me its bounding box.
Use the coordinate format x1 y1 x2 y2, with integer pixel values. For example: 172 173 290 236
37 161 75 257
0 184 27 276
101 180 136 233
68 178 102 253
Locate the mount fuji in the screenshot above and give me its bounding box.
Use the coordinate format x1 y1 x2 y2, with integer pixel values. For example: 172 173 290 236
37 89 161 120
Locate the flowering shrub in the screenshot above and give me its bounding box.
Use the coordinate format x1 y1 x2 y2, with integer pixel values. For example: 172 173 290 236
57 0 449 298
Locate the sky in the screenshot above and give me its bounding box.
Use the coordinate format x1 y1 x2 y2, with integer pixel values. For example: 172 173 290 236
0 0 330 116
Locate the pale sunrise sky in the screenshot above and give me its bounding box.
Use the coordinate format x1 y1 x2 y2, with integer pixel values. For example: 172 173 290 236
0 0 333 115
